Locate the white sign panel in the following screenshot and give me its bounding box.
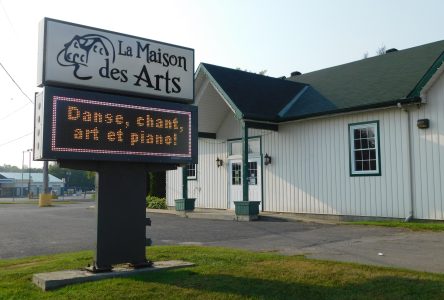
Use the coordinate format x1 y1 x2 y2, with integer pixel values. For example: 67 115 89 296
38 18 194 103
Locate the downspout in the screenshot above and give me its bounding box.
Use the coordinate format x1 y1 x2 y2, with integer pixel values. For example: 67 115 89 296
242 121 249 202
398 103 415 222
182 165 188 200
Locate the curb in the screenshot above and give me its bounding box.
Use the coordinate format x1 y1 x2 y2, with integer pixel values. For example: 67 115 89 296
146 209 339 224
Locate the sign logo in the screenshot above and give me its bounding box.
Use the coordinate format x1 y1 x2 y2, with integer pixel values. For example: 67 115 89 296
57 34 115 80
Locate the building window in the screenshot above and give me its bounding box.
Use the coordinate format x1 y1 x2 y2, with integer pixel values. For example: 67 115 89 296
349 121 381 176
187 164 197 180
231 162 242 185
248 161 258 185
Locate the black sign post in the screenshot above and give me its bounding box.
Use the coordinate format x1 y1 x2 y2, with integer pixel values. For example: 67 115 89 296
94 162 148 270
60 161 175 271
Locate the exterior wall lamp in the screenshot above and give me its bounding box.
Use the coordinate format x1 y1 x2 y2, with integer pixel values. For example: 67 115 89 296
264 153 272 165
216 157 223 167
417 119 430 129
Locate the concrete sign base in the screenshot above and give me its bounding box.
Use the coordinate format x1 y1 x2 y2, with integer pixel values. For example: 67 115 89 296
33 260 194 291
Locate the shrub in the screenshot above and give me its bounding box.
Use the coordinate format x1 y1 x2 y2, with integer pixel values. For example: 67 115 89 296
51 193 58 199
146 195 167 209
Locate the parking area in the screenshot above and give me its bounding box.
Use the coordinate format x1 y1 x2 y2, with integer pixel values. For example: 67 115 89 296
0 201 443 273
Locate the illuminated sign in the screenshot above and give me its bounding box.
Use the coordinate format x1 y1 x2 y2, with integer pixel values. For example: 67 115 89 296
37 18 194 103
34 86 197 163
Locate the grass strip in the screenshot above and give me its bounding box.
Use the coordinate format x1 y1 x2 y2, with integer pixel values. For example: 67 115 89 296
1 246 444 299
346 220 444 231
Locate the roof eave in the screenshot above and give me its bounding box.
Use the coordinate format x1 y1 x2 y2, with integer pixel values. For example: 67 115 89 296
408 51 444 99
277 96 422 123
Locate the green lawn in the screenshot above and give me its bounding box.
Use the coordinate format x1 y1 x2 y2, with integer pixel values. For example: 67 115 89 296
1 246 444 299
346 220 444 231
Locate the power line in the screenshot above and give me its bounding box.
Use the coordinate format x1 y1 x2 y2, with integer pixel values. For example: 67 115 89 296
0 132 32 147
0 0 15 32
0 62 34 104
0 102 30 121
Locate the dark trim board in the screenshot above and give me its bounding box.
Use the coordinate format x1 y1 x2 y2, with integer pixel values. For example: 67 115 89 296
409 52 444 98
278 97 421 123
244 121 278 131
227 135 262 142
198 132 217 139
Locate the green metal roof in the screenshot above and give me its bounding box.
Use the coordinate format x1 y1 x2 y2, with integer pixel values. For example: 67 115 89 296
289 40 444 110
199 40 444 122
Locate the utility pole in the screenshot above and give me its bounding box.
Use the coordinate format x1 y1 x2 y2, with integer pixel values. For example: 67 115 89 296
43 161 49 194
28 149 32 198
22 149 32 197
21 151 25 197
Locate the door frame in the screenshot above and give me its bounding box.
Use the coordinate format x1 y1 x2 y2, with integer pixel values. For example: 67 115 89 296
226 136 264 211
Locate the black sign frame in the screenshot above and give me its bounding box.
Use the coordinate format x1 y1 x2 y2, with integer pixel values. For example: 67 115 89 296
34 86 197 164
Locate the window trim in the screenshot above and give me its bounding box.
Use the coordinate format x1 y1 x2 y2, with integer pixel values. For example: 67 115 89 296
227 136 261 157
186 164 197 180
348 121 381 177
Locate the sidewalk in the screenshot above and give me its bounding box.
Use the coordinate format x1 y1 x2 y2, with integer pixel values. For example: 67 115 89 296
147 207 340 224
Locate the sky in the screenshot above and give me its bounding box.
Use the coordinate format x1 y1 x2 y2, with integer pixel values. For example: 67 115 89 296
1 0 443 168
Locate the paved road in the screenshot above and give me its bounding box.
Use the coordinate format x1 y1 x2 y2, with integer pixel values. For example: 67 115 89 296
1 202 443 273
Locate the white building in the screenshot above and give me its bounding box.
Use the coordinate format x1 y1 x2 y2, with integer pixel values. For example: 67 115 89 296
0 172 64 197
167 41 444 220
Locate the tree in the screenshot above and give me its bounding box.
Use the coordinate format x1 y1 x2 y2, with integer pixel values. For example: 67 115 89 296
0 164 42 173
363 44 387 59
375 45 386 56
236 68 268 75
48 163 95 191
0 164 21 172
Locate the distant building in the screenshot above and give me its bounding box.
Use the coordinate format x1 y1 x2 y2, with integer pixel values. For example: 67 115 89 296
167 40 444 221
0 172 64 197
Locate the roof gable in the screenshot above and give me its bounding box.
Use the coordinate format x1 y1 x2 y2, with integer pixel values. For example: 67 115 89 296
200 63 308 121
279 86 337 120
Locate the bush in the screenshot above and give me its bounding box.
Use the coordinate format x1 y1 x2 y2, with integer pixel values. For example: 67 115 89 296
51 193 58 199
146 195 167 209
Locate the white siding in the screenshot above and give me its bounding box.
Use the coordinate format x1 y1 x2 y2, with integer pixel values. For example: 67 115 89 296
217 111 242 140
410 73 444 220
166 168 182 207
168 108 417 218
166 138 228 209
250 109 411 218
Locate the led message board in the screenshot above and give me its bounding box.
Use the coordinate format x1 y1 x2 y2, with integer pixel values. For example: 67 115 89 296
37 18 194 103
34 86 197 163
